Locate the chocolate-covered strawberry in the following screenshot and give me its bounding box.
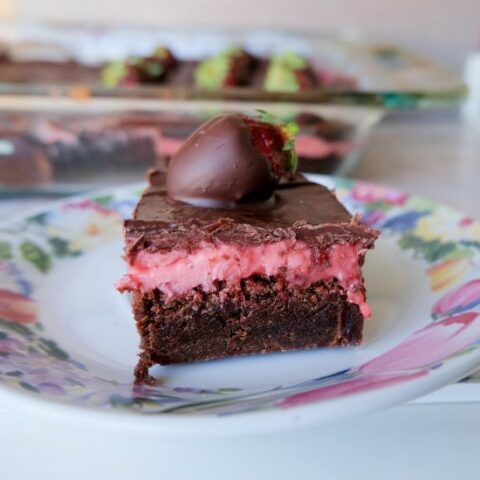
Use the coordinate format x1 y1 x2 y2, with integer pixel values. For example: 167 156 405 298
194 48 257 90
101 47 177 87
240 111 298 180
263 51 318 92
166 112 299 207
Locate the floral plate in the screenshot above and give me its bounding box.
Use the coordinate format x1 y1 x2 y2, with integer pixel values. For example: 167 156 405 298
1 175 480 437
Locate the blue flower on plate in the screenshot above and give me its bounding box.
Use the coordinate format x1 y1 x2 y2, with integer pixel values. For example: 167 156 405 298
381 210 429 233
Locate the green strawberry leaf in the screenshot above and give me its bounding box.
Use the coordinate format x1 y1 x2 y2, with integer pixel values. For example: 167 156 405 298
255 110 300 173
256 109 282 125
194 53 231 89
142 61 164 78
283 121 300 137
285 150 298 173
283 138 295 151
153 47 169 59
100 61 128 88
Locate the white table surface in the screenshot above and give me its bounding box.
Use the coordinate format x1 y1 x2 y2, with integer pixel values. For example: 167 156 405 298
2 403 480 480
1 107 480 479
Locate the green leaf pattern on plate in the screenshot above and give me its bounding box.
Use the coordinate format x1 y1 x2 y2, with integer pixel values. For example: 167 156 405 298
20 241 51 274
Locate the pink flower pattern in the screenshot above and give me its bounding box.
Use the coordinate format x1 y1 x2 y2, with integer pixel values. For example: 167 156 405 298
0 289 37 324
280 371 427 408
433 279 480 318
350 183 409 206
280 312 480 409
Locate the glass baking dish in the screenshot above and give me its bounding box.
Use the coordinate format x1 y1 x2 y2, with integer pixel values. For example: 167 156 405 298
0 97 383 195
0 22 465 108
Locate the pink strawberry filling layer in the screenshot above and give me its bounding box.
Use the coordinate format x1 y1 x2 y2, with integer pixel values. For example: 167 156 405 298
118 240 371 318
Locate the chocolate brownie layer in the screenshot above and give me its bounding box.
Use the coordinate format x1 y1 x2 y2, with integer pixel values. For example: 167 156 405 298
133 276 363 384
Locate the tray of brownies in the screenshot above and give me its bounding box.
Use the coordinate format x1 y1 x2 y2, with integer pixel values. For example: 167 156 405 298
0 99 383 194
0 22 465 107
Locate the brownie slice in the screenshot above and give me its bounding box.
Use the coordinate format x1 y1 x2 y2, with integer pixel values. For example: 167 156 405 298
0 58 100 84
119 176 377 384
32 115 167 180
0 131 53 186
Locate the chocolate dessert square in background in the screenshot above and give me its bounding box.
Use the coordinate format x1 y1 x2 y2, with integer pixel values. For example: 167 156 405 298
117 112 378 384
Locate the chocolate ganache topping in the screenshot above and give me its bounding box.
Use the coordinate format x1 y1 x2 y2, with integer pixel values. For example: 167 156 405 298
166 113 298 208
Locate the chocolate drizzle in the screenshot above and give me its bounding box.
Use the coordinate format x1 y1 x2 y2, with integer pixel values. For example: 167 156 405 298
166 114 278 208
